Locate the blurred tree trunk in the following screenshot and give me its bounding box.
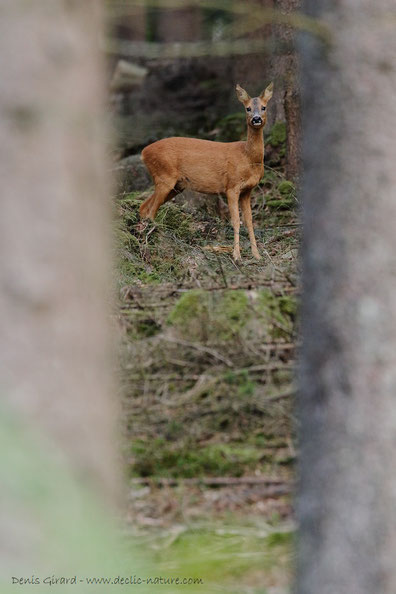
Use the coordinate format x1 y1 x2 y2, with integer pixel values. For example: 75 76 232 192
156 6 202 42
298 1 396 593
0 0 118 573
269 0 301 182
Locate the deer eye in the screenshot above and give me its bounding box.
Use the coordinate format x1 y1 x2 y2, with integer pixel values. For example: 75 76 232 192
246 107 251 112
261 106 266 111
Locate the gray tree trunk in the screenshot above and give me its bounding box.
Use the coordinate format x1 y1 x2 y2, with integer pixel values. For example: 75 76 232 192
297 1 396 593
0 0 118 574
269 0 301 182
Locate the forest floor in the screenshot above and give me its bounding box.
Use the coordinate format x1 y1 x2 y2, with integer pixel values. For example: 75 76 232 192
115 160 299 593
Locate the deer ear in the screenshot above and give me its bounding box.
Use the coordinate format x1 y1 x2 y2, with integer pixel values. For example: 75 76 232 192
260 82 274 102
236 84 250 104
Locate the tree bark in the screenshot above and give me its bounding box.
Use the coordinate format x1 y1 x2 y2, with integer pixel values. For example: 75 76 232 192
0 0 118 572
297 1 396 593
283 60 301 183
269 0 301 183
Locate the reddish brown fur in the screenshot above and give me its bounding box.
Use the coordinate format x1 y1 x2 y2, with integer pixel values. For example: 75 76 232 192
139 82 273 261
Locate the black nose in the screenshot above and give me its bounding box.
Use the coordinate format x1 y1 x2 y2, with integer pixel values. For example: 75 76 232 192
252 116 262 125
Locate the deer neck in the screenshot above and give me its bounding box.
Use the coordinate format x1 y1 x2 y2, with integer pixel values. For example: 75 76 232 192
245 125 264 165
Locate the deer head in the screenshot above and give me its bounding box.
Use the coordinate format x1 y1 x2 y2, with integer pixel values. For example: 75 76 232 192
236 82 274 129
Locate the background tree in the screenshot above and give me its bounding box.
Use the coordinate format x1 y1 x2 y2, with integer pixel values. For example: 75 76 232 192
269 0 301 183
298 1 396 592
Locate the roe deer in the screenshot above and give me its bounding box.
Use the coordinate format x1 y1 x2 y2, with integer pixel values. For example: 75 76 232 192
139 82 273 261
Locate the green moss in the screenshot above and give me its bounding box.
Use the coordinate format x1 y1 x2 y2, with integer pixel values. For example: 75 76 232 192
238 378 256 398
131 440 262 478
266 198 294 210
134 317 161 338
267 121 287 147
167 290 210 342
117 258 161 286
257 290 297 339
223 369 256 398
223 370 240 385
278 295 298 318
167 289 251 342
278 180 295 198
257 289 278 310
266 530 294 548
167 289 296 343
217 291 250 339
263 179 296 211
152 520 294 592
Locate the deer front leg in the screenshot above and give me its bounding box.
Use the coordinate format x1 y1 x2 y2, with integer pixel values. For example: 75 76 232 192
240 189 261 260
226 189 241 261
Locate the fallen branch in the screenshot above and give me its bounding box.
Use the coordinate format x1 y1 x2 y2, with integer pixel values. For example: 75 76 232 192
130 476 291 489
202 245 233 254
120 283 299 300
160 336 233 367
266 389 296 402
121 362 295 384
265 229 298 245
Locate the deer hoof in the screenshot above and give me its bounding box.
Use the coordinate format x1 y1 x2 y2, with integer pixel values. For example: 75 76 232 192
139 200 152 219
233 249 241 262
252 251 261 261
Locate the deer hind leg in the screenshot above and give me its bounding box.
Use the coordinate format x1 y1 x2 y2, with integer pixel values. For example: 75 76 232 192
226 189 241 261
147 186 178 219
139 179 177 220
139 194 155 219
240 189 261 260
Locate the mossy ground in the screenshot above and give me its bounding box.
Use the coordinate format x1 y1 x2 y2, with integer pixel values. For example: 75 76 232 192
117 154 299 481
126 518 294 593
117 128 298 592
